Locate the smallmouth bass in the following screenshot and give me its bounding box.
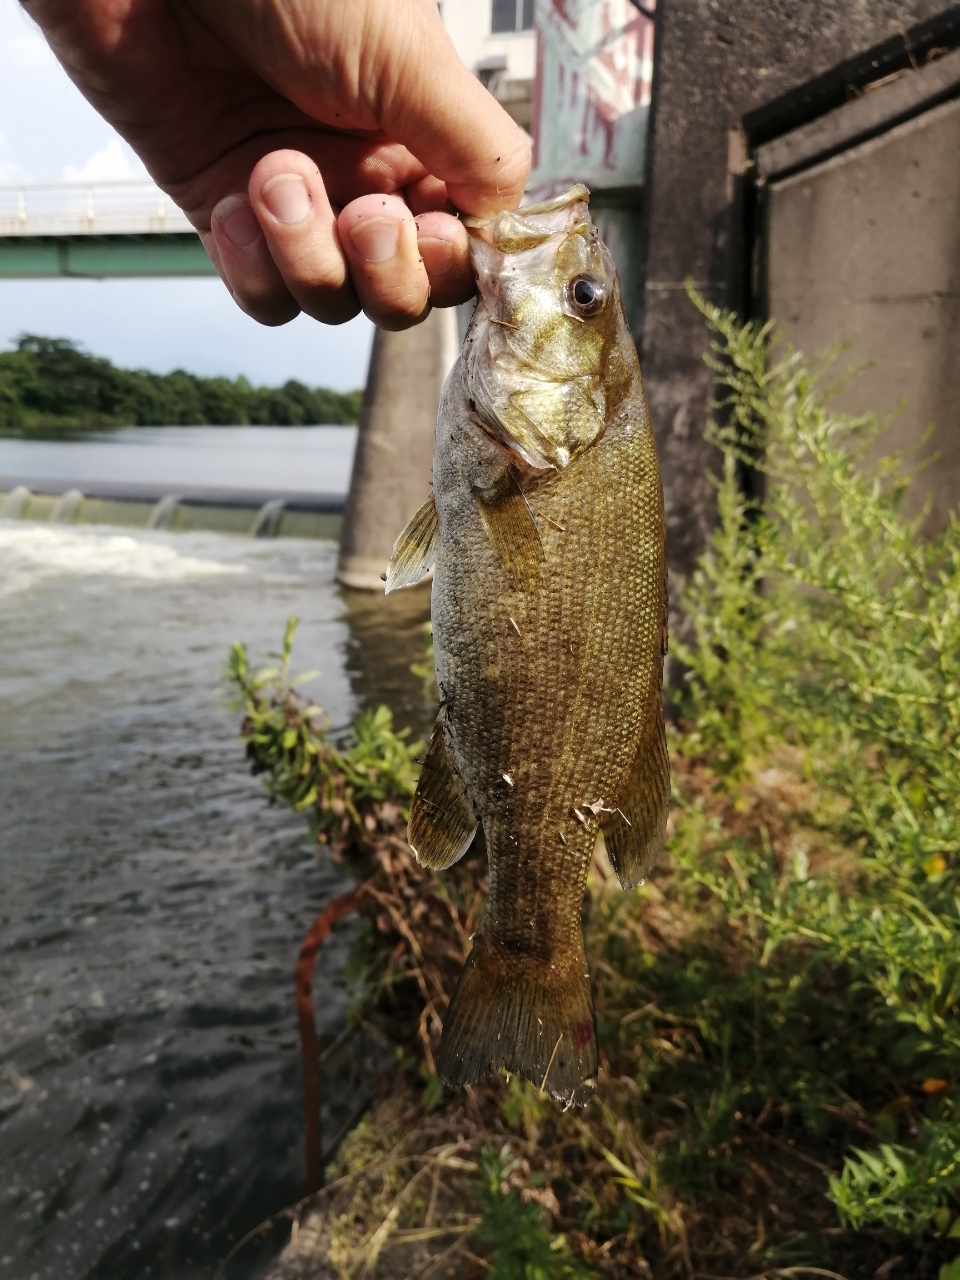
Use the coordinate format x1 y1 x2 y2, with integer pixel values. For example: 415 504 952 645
386 185 669 1107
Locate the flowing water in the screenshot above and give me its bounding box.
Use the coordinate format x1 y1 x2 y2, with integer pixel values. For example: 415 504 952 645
0 521 434 1280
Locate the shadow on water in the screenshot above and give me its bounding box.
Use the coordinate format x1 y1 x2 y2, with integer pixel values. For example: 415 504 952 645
338 582 435 742
0 527 434 1280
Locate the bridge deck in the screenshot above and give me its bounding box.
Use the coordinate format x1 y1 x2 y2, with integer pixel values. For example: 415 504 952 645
0 181 216 278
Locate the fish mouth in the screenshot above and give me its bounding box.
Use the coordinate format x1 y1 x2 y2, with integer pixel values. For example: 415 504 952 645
461 182 608 472
462 183 590 230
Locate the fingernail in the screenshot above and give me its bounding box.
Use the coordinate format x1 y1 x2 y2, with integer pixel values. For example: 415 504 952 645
214 196 260 247
349 217 401 264
417 236 456 275
261 174 311 225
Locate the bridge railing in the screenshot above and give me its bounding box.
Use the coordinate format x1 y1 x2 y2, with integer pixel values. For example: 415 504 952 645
0 181 196 237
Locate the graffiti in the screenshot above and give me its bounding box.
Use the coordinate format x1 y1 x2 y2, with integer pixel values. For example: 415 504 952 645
531 0 655 189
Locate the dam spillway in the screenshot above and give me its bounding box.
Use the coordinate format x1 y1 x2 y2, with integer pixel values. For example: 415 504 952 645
0 478 344 540
0 424 357 541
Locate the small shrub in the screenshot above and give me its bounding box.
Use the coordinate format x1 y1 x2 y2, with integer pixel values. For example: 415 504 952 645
224 616 420 845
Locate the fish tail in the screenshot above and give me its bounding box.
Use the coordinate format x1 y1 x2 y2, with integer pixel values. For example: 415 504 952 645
437 935 597 1107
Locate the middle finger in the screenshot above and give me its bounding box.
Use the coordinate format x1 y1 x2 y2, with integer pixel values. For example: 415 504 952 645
338 194 431 330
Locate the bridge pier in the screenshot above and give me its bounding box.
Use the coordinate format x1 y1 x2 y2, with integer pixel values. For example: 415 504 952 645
337 308 459 591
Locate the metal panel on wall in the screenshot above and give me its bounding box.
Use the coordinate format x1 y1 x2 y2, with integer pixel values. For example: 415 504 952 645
764 82 960 529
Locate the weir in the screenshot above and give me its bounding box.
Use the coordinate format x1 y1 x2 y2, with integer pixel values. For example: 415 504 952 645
146 493 181 530
0 479 344 540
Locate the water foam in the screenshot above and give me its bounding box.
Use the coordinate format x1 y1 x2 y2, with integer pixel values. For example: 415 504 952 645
0 524 246 598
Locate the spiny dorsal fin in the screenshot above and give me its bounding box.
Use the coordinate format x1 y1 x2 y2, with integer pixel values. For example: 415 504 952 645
408 715 478 870
385 494 439 593
473 470 544 592
601 704 670 889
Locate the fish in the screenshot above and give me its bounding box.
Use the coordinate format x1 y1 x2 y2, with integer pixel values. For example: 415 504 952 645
385 184 669 1107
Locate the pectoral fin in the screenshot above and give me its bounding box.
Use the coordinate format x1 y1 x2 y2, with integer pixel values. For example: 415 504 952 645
385 494 439 593
601 706 670 889
473 471 544 592
408 716 478 870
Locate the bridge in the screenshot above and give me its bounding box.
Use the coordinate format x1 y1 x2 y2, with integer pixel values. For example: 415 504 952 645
0 181 216 278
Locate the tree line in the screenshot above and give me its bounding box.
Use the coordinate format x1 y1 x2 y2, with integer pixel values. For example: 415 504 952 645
0 334 363 431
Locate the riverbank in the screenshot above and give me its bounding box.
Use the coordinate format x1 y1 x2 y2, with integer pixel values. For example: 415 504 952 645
223 301 960 1280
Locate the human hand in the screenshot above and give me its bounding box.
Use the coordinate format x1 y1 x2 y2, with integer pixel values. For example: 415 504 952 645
22 0 530 329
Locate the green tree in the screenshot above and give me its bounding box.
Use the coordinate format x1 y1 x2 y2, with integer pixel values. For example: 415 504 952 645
0 333 362 431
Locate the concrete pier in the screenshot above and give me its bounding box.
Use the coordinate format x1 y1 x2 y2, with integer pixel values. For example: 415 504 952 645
337 308 459 590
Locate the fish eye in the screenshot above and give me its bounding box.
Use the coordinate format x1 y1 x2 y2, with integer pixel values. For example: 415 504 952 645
568 275 607 318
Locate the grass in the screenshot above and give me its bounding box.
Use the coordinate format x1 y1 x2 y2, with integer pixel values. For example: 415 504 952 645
224 296 960 1279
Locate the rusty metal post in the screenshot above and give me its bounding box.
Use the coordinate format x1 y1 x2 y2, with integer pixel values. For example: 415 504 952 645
337 308 459 590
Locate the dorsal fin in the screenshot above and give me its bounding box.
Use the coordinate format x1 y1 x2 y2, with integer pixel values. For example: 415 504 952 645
385 494 439 593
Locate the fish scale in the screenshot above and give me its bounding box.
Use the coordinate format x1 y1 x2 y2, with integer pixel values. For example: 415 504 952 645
386 185 669 1106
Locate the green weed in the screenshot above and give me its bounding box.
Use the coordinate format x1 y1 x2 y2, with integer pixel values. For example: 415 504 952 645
224 616 420 844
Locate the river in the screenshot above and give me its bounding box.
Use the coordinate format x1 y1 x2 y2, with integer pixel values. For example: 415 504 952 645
0 518 434 1280
0 426 359 497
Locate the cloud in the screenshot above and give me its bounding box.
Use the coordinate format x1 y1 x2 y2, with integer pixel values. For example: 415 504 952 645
0 159 28 184
62 138 147 183
1 27 57 71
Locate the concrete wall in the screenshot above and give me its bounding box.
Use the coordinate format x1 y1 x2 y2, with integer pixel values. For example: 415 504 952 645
639 0 958 582
765 93 960 531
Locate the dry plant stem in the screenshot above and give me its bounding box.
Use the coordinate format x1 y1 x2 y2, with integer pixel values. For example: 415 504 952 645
296 883 371 1192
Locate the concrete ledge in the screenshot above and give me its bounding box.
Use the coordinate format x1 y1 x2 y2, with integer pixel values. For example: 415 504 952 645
0 483 343 541
336 554 389 590
757 44 960 180
0 475 345 512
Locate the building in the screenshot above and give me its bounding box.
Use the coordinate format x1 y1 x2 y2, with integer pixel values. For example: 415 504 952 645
440 0 538 131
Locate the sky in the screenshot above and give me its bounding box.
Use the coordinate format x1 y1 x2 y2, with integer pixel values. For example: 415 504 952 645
0 2 373 390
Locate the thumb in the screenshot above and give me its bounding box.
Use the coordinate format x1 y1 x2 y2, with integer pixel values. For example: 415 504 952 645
373 2 531 216
188 0 531 217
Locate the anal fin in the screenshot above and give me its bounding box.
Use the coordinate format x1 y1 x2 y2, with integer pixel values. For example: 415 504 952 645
386 494 439 593
408 715 477 870
473 470 544 592
601 705 670 889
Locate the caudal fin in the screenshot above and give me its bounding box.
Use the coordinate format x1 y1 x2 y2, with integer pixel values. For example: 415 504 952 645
437 936 597 1107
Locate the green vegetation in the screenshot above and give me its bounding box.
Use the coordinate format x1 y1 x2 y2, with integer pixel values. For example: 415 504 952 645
225 616 420 846
226 297 960 1277
0 333 362 432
